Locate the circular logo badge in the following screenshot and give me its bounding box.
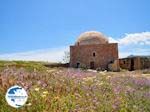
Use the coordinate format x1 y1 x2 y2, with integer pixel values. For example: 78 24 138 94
5 85 28 108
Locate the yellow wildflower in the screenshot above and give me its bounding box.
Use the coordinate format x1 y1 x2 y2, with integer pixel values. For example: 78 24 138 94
43 91 49 94
83 76 95 81
35 88 40 91
41 94 46 98
99 82 104 86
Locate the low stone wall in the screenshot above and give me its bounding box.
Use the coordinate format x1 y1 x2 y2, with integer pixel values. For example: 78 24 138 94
44 63 69 68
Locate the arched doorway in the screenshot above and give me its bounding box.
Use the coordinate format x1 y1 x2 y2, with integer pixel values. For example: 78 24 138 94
76 62 80 68
90 61 95 69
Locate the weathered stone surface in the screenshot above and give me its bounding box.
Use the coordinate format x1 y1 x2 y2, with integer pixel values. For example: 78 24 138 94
76 31 108 45
70 43 118 70
119 56 150 71
108 59 120 72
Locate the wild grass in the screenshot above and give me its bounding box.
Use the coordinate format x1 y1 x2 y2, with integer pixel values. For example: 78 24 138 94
0 60 47 72
0 61 150 112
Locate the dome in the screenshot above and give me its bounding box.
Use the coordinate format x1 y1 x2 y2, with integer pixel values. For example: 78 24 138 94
75 31 108 45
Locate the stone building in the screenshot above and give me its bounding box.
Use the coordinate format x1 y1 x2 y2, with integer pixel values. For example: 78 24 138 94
70 31 119 71
119 56 150 71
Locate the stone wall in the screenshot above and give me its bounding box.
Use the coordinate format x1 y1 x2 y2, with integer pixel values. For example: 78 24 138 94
70 43 118 70
119 57 140 70
140 57 150 69
119 56 150 70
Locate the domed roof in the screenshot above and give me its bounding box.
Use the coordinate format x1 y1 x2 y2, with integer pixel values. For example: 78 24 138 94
75 31 108 45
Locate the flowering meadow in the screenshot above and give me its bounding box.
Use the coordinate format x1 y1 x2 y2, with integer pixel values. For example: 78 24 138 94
0 61 150 112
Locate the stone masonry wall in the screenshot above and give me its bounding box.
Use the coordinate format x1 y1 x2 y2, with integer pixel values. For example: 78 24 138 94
70 43 118 70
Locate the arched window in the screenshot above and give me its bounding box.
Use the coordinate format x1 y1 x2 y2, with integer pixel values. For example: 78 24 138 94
93 52 96 57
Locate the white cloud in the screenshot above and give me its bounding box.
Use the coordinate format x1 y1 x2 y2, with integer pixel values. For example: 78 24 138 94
109 32 150 58
109 32 150 45
0 46 69 62
108 37 118 43
119 32 150 45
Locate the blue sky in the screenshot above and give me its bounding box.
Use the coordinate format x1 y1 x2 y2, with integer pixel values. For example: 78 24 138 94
0 0 149 62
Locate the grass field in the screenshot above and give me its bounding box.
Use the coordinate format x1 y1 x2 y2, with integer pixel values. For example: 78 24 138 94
0 61 150 112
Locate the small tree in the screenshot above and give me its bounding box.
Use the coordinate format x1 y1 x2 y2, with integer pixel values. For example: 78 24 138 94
62 51 70 63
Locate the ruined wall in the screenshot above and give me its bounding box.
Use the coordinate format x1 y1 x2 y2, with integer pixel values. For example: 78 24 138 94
108 59 120 72
119 59 131 70
119 57 140 70
70 43 118 70
119 57 150 70
140 57 150 69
